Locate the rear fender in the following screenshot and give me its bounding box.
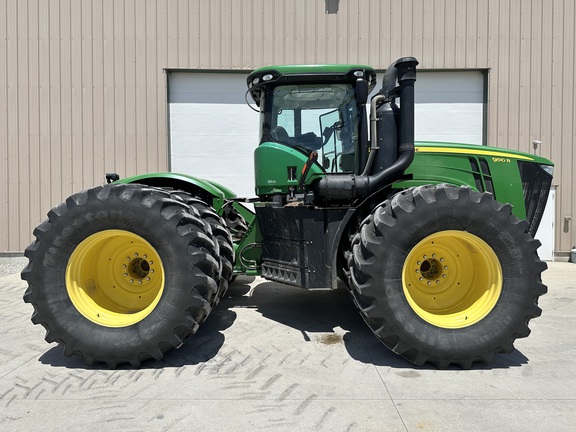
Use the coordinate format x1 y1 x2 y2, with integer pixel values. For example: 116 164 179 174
117 172 235 212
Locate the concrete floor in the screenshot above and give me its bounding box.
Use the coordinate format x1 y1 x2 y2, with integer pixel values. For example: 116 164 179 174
1 261 575 431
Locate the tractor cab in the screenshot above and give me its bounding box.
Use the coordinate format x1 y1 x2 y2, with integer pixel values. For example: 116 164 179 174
247 65 377 200
247 59 418 206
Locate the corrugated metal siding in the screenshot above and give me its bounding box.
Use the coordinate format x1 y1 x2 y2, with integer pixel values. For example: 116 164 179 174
1 0 575 254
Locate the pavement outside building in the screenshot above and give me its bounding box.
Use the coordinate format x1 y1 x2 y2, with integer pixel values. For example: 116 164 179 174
0 259 575 431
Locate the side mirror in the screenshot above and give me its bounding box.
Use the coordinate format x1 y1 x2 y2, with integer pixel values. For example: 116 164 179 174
356 78 369 106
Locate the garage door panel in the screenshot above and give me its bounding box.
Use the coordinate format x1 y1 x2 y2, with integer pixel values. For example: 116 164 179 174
172 153 254 174
416 103 483 144
170 153 256 198
171 139 255 160
415 72 484 103
170 125 257 197
416 91 484 104
170 73 247 103
170 93 247 104
170 105 257 137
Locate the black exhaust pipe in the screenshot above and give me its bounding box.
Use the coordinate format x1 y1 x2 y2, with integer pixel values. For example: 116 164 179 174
314 57 418 201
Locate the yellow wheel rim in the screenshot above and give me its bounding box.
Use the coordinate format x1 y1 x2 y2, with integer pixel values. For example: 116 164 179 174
66 230 165 328
402 230 502 329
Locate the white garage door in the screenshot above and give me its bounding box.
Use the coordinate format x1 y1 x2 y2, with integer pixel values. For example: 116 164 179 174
168 72 259 198
415 71 485 145
168 70 485 198
377 70 485 145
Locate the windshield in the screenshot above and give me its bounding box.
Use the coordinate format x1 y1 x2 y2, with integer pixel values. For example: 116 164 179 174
269 84 359 173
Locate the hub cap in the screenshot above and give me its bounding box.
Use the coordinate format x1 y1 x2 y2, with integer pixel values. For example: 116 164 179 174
402 230 502 329
66 230 165 327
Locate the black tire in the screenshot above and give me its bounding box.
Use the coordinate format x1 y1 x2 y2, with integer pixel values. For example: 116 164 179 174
350 184 547 368
168 191 234 304
222 203 249 242
21 183 220 368
338 204 376 291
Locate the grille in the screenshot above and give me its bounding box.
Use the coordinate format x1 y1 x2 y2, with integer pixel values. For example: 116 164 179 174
468 157 495 197
518 161 553 237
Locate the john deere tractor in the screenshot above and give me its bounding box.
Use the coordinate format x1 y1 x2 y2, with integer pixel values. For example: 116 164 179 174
22 57 554 368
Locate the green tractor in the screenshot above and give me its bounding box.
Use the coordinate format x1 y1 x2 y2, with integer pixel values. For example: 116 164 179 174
22 57 554 368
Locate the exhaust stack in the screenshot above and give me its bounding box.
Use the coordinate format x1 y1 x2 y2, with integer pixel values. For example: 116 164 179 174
314 57 418 201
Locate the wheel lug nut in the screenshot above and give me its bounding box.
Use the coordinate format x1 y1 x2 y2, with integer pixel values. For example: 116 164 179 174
123 273 128 277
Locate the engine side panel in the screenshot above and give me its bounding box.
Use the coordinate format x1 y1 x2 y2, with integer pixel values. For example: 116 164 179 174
394 143 553 226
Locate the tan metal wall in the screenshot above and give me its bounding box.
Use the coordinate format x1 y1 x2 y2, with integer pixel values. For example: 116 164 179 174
1 0 575 255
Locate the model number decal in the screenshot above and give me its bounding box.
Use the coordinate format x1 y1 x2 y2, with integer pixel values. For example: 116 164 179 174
492 157 511 163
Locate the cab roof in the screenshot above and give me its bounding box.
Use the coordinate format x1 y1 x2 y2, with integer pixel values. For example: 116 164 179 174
247 64 377 106
249 64 376 76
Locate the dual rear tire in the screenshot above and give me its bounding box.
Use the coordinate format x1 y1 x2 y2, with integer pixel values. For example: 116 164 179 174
22 183 231 367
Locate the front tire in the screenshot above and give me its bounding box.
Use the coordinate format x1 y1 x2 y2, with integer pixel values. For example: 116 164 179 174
350 184 547 368
22 183 220 367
